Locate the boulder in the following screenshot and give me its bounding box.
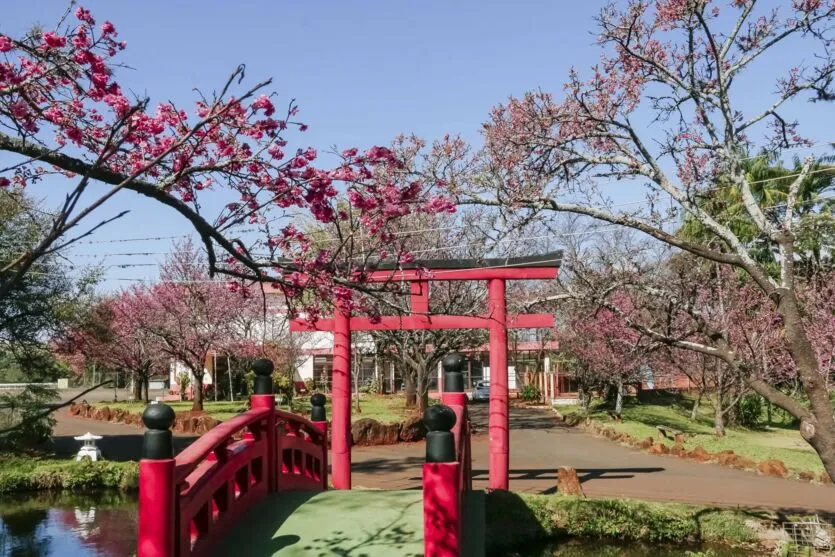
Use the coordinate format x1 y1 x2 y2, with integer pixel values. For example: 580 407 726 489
194 416 220 435
757 459 788 478
68 403 81 416
556 466 585 497
649 443 670 455
798 471 815 482
670 445 688 457
100 407 113 421
399 415 427 442
351 418 402 446
687 446 711 462
819 471 832 485
638 436 654 450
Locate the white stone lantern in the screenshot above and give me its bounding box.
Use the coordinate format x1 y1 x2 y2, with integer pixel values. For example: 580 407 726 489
74 432 103 461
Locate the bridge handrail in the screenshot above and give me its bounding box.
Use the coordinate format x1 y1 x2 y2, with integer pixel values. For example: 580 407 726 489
174 407 271 483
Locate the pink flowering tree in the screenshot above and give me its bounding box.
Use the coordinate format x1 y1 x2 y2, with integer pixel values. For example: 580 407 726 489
0 7 452 320
57 288 165 401
456 1 835 480
131 241 269 410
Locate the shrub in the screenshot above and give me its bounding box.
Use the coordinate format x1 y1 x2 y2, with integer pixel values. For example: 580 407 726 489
0 385 58 451
736 395 764 427
0 458 139 493
520 384 542 402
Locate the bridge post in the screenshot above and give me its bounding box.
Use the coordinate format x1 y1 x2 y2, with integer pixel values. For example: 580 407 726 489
423 405 460 557
250 359 277 493
138 403 177 557
332 300 352 489
310 393 329 490
440 353 467 408
488 278 509 490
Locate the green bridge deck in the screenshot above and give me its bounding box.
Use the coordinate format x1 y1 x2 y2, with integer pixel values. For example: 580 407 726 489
213 489 485 557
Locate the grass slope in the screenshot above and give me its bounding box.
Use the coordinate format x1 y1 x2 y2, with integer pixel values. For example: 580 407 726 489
92 393 416 424
563 394 823 476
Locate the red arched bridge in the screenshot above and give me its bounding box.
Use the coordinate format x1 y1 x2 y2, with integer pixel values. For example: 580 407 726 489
136 254 560 557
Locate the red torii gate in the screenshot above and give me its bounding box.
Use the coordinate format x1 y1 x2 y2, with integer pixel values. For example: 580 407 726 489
291 252 561 491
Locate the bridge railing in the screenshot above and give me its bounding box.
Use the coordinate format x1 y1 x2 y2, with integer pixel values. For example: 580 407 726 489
423 354 473 557
137 360 328 557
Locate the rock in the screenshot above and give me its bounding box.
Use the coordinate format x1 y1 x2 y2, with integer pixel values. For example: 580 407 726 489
674 433 685 445
68 403 81 416
638 437 654 449
556 466 585 497
194 416 219 435
820 471 832 485
757 459 788 478
100 407 113 421
351 418 402 446
718 453 756 470
649 443 670 455
688 446 711 462
798 471 815 482
670 445 688 457
113 409 126 423
399 415 427 442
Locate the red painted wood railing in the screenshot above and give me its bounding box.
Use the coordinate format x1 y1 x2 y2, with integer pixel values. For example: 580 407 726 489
138 393 328 557
423 392 471 557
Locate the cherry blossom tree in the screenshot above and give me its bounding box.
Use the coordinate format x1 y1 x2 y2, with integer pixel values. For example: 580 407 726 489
457 0 835 480
133 241 267 410
58 288 165 401
0 6 452 322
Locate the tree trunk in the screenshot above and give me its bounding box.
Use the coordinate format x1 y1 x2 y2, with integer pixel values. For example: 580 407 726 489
143 376 149 403
404 374 417 408
774 290 835 482
714 402 726 437
578 384 589 412
690 391 702 422
132 372 143 401
614 378 624 416
192 368 204 411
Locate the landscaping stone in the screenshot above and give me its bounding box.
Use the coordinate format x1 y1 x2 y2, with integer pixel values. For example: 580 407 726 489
68 402 82 416
820 472 832 485
638 436 654 449
556 466 585 497
399 415 426 442
757 459 788 478
351 418 401 446
648 443 670 455
798 471 815 482
688 446 711 462
670 445 688 457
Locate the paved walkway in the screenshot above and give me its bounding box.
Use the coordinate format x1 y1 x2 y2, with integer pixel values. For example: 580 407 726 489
353 404 835 514
214 490 425 557
51 403 835 514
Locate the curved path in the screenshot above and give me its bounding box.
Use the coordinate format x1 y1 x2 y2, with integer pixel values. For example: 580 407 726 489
50 402 835 514
354 404 835 515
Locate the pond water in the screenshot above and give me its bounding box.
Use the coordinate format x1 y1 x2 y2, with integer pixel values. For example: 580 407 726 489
0 491 137 557
0 493 756 557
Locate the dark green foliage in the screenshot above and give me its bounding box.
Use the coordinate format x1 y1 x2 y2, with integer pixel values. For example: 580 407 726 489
485 492 758 553
735 395 764 428
520 383 542 402
0 384 58 450
0 457 139 493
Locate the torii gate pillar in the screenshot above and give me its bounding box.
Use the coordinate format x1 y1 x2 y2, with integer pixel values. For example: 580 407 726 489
332 301 352 490
488 279 509 490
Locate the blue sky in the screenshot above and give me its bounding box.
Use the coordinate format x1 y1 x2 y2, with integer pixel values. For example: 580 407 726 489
2 1 832 289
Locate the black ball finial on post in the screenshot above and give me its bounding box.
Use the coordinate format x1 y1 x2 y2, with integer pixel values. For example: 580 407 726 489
141 403 176 459
310 393 327 422
423 404 457 463
442 352 466 393
251 359 274 395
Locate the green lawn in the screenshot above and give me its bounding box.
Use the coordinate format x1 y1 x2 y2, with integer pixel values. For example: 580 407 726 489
92 393 417 425
562 395 825 477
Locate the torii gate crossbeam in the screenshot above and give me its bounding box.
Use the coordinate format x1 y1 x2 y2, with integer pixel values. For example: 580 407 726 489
290 252 562 491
